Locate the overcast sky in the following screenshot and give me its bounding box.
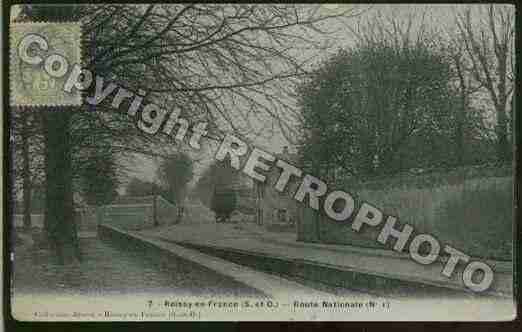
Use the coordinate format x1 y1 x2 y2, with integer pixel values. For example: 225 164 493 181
10 4 514 189
128 4 514 187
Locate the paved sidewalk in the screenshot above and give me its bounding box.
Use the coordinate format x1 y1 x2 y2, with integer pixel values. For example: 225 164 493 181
139 222 513 298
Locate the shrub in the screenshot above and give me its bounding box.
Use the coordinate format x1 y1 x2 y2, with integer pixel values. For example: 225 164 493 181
434 177 513 260
320 176 513 260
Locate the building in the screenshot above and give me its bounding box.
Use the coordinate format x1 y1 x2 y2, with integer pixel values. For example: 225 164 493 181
254 147 301 232
229 171 256 217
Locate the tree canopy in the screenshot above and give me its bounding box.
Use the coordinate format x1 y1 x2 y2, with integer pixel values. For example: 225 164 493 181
194 161 238 208
298 15 458 179
156 152 194 205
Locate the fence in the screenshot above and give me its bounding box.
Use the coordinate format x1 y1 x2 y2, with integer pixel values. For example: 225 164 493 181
13 195 179 232
13 210 96 231
100 195 177 230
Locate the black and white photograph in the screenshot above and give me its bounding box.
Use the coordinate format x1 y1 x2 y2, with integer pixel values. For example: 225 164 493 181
4 3 517 322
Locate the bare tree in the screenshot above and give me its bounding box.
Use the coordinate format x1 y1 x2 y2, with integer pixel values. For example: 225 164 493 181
16 4 366 264
82 4 367 142
455 4 515 161
443 28 484 165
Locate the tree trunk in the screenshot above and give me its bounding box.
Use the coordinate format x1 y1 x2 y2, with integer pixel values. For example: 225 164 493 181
495 49 510 162
43 111 81 264
42 122 49 234
496 104 511 162
510 94 515 148
21 112 32 232
456 94 466 166
454 57 467 166
312 161 321 242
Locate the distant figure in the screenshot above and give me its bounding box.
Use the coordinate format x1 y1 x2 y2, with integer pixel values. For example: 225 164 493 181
211 187 237 223
176 206 184 223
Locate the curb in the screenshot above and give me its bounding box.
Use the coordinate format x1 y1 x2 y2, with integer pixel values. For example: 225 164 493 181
164 239 511 299
97 224 333 298
237 225 513 274
258 237 513 274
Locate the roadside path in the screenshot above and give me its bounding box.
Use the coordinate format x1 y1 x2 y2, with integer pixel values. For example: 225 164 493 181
12 231 262 297
139 223 513 298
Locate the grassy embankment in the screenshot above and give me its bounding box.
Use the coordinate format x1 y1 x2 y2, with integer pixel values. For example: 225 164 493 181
318 165 513 260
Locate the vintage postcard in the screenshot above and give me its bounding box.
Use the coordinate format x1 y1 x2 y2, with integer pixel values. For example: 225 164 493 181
6 3 516 322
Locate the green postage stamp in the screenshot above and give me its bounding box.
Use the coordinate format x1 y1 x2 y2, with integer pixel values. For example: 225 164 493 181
10 22 82 107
